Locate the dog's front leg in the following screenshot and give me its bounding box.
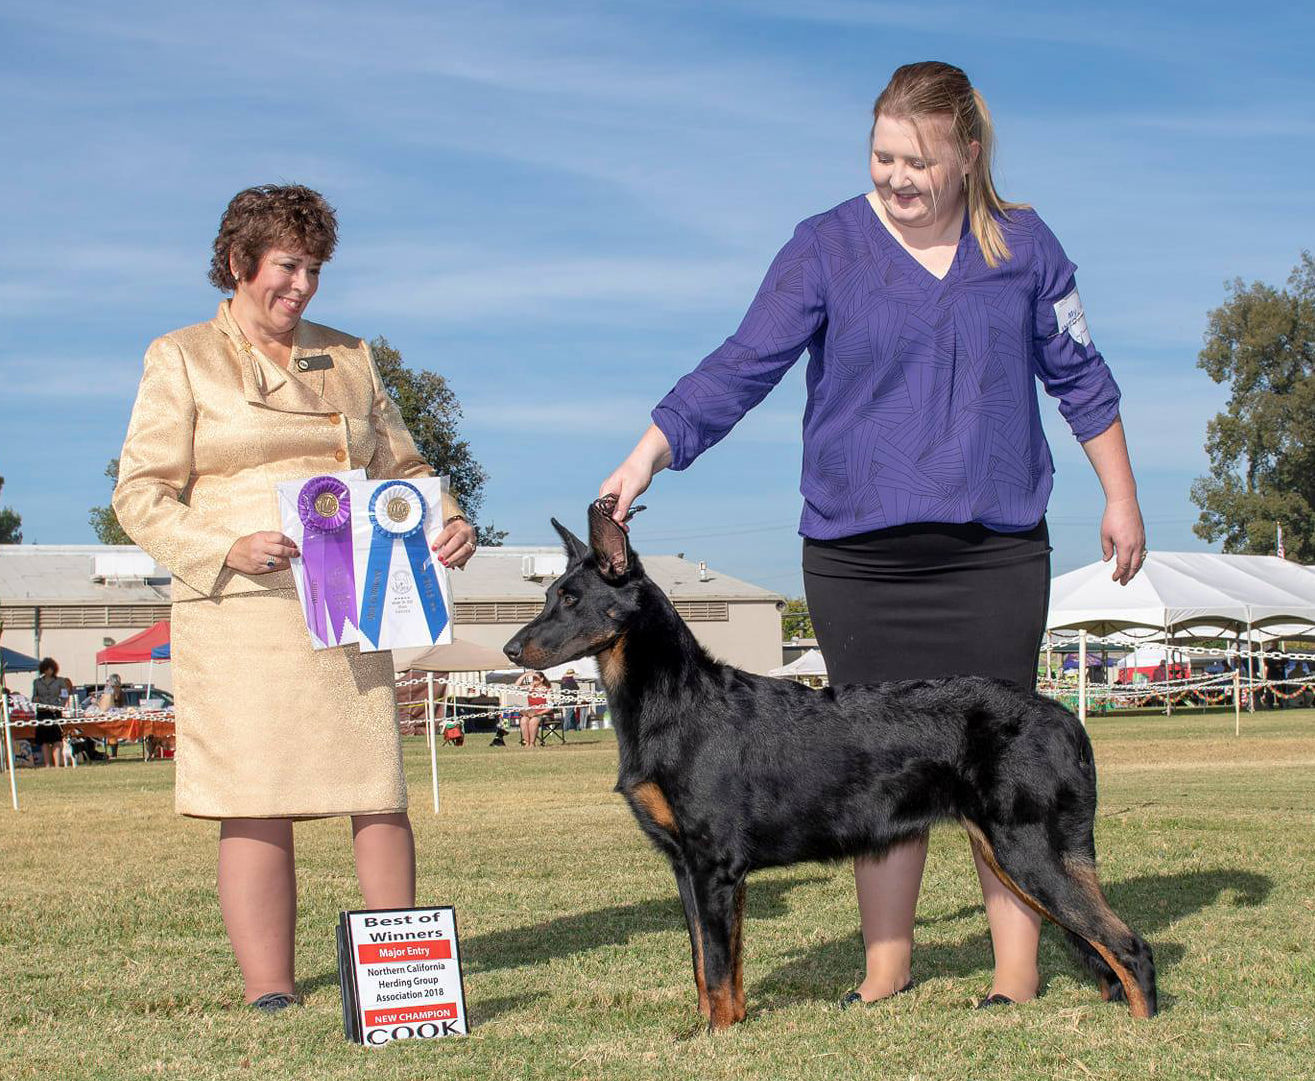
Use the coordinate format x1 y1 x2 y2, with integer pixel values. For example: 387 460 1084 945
691 866 748 1031
671 860 711 1020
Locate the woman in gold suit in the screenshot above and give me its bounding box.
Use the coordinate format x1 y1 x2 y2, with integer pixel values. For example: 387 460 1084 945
113 184 478 1012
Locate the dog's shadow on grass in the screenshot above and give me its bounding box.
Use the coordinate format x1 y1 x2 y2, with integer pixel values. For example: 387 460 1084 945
461 873 830 975
754 867 1271 1009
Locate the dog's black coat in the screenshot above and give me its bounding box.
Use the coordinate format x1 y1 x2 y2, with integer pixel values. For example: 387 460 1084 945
505 499 1157 1028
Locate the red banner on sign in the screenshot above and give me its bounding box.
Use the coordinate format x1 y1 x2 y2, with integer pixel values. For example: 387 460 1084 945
356 938 453 964
363 1002 459 1027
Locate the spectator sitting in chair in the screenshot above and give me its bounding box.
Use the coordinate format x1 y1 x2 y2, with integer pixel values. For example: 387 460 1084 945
514 671 552 748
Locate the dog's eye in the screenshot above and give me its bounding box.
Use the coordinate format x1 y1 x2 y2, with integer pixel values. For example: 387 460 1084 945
560 593 577 608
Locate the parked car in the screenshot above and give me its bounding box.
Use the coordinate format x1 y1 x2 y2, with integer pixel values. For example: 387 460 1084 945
73 684 174 710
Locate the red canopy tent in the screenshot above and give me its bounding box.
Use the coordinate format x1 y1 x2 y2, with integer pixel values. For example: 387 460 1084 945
97 620 170 664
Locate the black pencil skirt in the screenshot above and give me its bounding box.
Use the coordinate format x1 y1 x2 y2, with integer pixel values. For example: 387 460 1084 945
802 520 1051 690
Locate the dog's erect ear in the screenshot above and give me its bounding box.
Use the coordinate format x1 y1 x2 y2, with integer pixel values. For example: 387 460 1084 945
551 518 590 564
588 496 635 580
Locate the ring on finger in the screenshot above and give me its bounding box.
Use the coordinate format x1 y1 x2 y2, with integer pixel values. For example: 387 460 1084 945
265 558 276 568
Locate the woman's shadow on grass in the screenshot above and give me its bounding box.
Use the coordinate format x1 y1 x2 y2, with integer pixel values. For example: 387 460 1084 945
754 867 1271 1009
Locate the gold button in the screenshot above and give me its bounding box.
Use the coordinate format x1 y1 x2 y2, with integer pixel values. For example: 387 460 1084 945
334 450 347 463
328 413 341 424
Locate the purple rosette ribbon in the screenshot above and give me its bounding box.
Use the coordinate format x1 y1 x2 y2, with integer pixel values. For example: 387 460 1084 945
297 476 358 644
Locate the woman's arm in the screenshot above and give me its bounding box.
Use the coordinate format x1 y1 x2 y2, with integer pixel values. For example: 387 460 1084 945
601 220 826 522
1081 417 1146 585
600 424 673 523
113 338 297 581
113 338 250 591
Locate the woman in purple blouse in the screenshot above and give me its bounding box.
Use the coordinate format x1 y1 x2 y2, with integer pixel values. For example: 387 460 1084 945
601 62 1147 1009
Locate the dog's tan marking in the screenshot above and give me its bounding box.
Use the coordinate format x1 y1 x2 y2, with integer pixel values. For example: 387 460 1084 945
707 981 737 1031
730 882 747 1020
692 918 710 1019
1090 942 1152 1019
599 634 627 690
1063 858 1151 1018
629 781 679 836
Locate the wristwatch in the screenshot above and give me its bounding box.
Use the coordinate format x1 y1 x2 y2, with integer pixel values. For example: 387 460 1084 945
444 514 469 527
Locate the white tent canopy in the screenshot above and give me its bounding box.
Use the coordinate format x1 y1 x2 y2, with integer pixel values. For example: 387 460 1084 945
542 657 600 682
769 649 828 679
1113 645 1189 669
1047 552 1315 639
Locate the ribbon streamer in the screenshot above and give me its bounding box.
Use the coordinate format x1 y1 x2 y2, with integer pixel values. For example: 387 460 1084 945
297 476 358 644
358 481 448 647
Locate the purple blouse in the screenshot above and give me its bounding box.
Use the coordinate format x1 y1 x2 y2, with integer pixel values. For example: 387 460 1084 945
651 195 1121 539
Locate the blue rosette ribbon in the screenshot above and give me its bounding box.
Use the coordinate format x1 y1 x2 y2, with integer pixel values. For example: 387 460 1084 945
357 481 448 648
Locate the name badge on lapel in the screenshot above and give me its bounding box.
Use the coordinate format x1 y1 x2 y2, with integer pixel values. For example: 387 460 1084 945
296 354 334 373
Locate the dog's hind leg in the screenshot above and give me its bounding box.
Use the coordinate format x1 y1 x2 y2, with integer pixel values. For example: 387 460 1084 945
690 866 749 1030
964 822 1157 1018
672 861 711 1020
730 880 747 1019
1063 928 1126 1003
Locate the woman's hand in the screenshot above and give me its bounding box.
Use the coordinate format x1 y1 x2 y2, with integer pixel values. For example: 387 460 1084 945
226 531 299 574
600 424 673 524
1080 418 1146 585
1101 495 1147 585
432 517 477 569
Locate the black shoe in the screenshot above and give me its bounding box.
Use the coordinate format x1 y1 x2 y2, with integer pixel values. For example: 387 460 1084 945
250 992 298 1014
974 993 1016 1009
839 980 914 1009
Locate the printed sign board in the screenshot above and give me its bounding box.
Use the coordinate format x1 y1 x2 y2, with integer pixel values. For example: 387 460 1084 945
337 905 469 1045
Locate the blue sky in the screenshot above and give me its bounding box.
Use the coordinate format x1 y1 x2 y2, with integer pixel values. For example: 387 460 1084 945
3 1 1313 596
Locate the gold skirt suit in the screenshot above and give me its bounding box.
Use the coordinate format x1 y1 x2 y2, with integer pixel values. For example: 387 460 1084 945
114 301 463 818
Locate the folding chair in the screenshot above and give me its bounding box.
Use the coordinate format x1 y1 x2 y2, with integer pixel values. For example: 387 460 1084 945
535 709 566 745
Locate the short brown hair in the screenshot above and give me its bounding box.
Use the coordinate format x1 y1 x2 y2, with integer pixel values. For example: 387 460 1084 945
873 62 1026 267
208 184 339 292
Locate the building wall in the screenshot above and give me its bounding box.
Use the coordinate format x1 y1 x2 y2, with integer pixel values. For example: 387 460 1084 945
684 601 784 673
3 598 783 691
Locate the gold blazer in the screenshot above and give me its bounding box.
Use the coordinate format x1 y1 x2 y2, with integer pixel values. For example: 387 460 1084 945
114 300 463 603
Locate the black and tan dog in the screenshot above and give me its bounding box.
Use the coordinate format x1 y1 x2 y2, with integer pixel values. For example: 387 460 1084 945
504 498 1156 1029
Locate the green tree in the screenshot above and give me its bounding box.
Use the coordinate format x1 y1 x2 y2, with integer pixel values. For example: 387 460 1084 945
370 336 506 547
89 459 132 544
1191 253 1315 561
781 597 814 641
0 477 22 543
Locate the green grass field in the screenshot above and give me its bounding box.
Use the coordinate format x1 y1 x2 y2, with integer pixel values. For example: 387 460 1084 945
2 709 1312 1081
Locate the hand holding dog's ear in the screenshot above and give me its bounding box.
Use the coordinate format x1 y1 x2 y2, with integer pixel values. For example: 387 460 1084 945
600 424 672 526
589 499 633 579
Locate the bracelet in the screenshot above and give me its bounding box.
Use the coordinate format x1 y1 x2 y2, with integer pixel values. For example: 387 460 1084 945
444 514 469 527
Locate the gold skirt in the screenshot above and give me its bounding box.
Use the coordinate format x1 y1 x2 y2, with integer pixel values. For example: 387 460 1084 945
170 589 406 818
